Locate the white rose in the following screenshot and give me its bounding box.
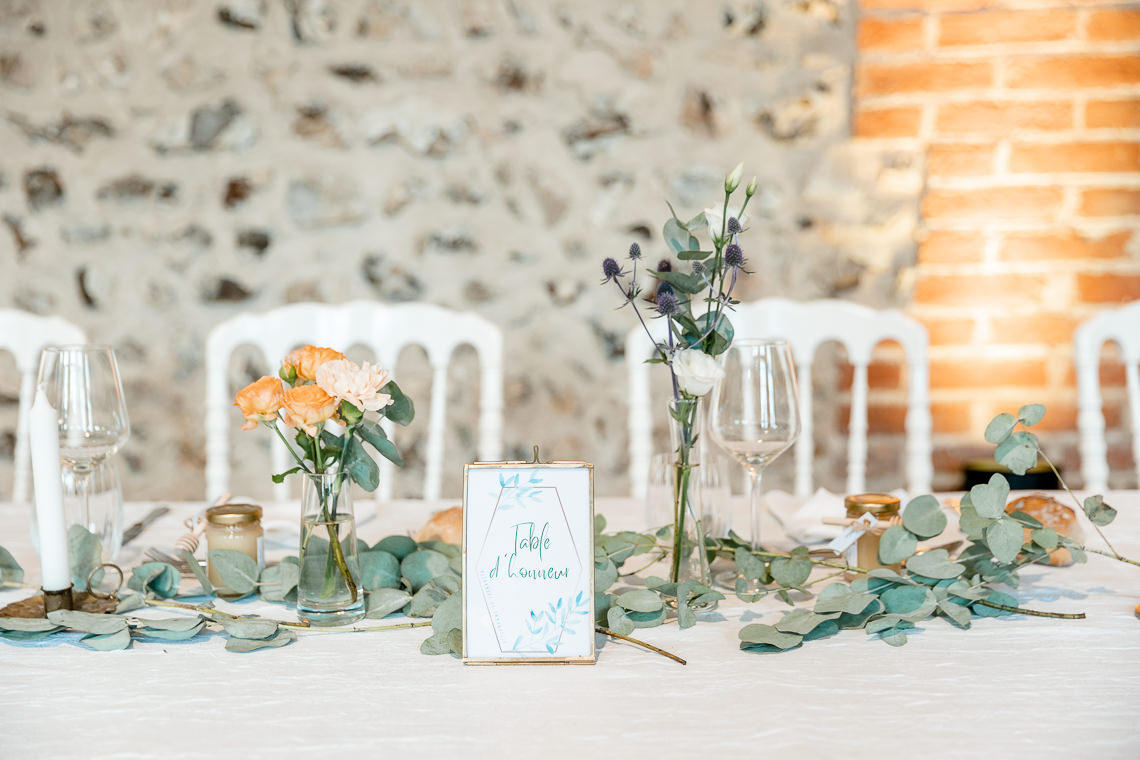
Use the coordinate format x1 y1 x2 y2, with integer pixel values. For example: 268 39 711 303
703 206 749 243
316 359 393 413
672 348 724 397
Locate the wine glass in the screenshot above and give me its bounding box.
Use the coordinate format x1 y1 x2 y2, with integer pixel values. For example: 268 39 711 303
709 340 801 592
36 346 130 544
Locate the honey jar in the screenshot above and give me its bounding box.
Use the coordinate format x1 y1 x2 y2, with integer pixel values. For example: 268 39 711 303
844 493 901 572
205 503 264 593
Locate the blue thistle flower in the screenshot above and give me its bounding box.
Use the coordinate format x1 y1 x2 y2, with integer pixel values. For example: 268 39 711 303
725 243 744 269
656 290 680 317
656 259 672 273
601 257 624 282
656 282 674 297
727 216 742 235
628 242 642 260
691 260 706 276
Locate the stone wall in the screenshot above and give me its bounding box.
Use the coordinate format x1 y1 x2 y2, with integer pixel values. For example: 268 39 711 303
0 0 921 501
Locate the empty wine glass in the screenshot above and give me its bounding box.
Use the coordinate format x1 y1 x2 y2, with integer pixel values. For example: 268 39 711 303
36 346 130 543
709 339 800 592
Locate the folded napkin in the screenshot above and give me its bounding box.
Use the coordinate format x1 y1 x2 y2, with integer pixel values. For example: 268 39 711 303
771 488 910 545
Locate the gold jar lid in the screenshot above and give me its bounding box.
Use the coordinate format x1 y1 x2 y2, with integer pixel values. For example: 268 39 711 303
845 493 900 518
206 504 262 526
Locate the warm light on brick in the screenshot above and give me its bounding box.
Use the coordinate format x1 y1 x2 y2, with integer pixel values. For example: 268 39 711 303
1087 9 1140 42
921 187 1064 221
1007 56 1140 89
854 107 923 138
938 10 1076 47
858 61 993 96
1009 141 1140 174
1078 189 1140 217
934 101 1072 135
859 17 925 51
927 143 997 177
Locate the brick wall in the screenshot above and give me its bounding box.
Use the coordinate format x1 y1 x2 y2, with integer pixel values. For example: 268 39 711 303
855 0 1140 489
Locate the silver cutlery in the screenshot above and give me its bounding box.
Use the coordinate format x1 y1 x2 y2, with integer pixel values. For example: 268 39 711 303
121 505 171 546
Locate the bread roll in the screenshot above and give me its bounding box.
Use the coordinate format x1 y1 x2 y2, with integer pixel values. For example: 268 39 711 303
1005 494 1083 566
414 505 462 546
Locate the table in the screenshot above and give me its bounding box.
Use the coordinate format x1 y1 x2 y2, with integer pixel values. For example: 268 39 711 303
2 494 1138 758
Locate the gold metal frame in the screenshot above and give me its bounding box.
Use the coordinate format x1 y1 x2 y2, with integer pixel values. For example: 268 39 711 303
461 454 596 666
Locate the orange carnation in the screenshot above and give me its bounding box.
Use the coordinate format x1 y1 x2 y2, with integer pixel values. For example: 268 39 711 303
283 345 347 382
280 384 338 436
234 376 284 431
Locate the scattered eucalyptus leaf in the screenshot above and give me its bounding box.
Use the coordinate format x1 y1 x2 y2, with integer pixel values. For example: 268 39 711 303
67 525 103 590
359 550 401 590
219 617 279 640
136 615 205 632
375 535 418 560
938 599 972 629
401 550 451 592
0 628 61 643
734 547 767 582
770 547 812 588
366 588 411 619
225 628 296 652
115 591 146 613
420 628 462 656
814 583 879 615
970 474 1010 520
739 624 802 652
138 621 207 641
0 617 61 632
878 525 918 564
1031 527 1059 550
774 609 840 636
431 594 462 636
208 550 259 596
901 495 947 540
182 549 214 596
972 591 1017 618
985 518 1024 565
80 628 132 651
616 589 664 614
1007 510 1044 529
958 503 988 540
1082 495 1118 527
606 606 636 636
407 582 450 618
905 549 966 580
259 561 300 602
998 442 1038 475
127 562 181 599
0 546 24 585
881 585 929 615
47 610 127 635
625 608 666 629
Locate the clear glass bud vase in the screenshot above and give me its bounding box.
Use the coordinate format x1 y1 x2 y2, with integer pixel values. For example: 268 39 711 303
298 471 364 626
666 398 715 597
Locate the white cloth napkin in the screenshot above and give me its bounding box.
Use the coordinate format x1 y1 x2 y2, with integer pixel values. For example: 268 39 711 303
769 488 910 545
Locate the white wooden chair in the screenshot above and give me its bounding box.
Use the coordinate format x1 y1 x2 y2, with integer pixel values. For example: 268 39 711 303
1075 301 1140 492
205 301 503 501
627 298 932 498
0 310 86 503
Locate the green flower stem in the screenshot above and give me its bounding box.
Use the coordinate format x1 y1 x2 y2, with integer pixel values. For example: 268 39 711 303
267 421 312 474
595 625 686 665
1038 449 1122 559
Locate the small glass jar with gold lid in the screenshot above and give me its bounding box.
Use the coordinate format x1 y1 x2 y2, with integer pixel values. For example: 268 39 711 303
844 493 901 572
204 503 264 592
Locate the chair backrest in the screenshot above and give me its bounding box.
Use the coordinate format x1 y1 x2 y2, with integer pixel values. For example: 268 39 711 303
0 310 86 503
1074 301 1140 492
627 298 932 498
205 301 503 501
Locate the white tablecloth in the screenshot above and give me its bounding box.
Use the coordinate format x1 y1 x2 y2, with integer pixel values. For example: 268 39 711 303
1 493 1138 759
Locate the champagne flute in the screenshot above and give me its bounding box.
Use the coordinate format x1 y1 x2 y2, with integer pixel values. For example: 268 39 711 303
709 340 800 592
36 346 130 541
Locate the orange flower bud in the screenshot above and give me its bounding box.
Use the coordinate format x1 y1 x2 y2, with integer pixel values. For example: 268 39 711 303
233 376 284 431
280 384 338 435
283 345 347 382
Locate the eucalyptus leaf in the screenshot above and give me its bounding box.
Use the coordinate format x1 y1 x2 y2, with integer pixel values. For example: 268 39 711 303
606 606 635 636
998 442 1038 475
814 583 879 615
1018 403 1046 426
375 535 418 560
626 608 667 629
366 588 412 619
594 558 618 592
407 583 450 618
734 547 767 582
182 549 214 596
970 474 1010 520
259 561 300 602
905 549 966 580
420 628 462 656
738 624 803 652
0 546 24 585
616 589 664 614
984 413 1017 444
985 518 1025 565
138 622 207 641
80 628 132 651
972 591 1017 618
1031 527 1059 550
68 524 103 590
774 609 841 636
1007 510 1044 529
958 503 988 540
225 628 296 652
836 598 884 629
359 550 401 590
127 562 181 599
0 628 61 643
881 585 928 615
650 269 706 295
115 591 145 613
219 616 279 640
208 550 259 596
47 610 127 635
431 594 462 635
878 525 918 565
401 550 451 592
901 495 947 540
1082 495 1118 527
770 547 812 588
135 615 205 632
0 617 61 632
938 599 972 628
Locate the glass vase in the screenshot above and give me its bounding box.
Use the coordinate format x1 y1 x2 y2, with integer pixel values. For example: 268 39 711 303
297 471 364 626
665 398 716 599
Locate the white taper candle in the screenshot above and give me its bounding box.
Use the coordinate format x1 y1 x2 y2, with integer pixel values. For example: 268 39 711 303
30 386 71 591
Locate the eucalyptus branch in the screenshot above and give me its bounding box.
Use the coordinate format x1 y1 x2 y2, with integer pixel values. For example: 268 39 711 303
1085 546 1140 568
971 599 1086 619
295 620 431 635
596 625 686 665
619 551 668 577
1038 449 1121 559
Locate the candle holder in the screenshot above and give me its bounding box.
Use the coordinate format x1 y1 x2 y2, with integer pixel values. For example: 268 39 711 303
42 585 74 613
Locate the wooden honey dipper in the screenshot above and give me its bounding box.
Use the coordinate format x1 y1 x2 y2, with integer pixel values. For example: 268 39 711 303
173 492 230 554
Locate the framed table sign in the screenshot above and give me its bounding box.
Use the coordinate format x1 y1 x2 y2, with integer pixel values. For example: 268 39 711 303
462 459 595 665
